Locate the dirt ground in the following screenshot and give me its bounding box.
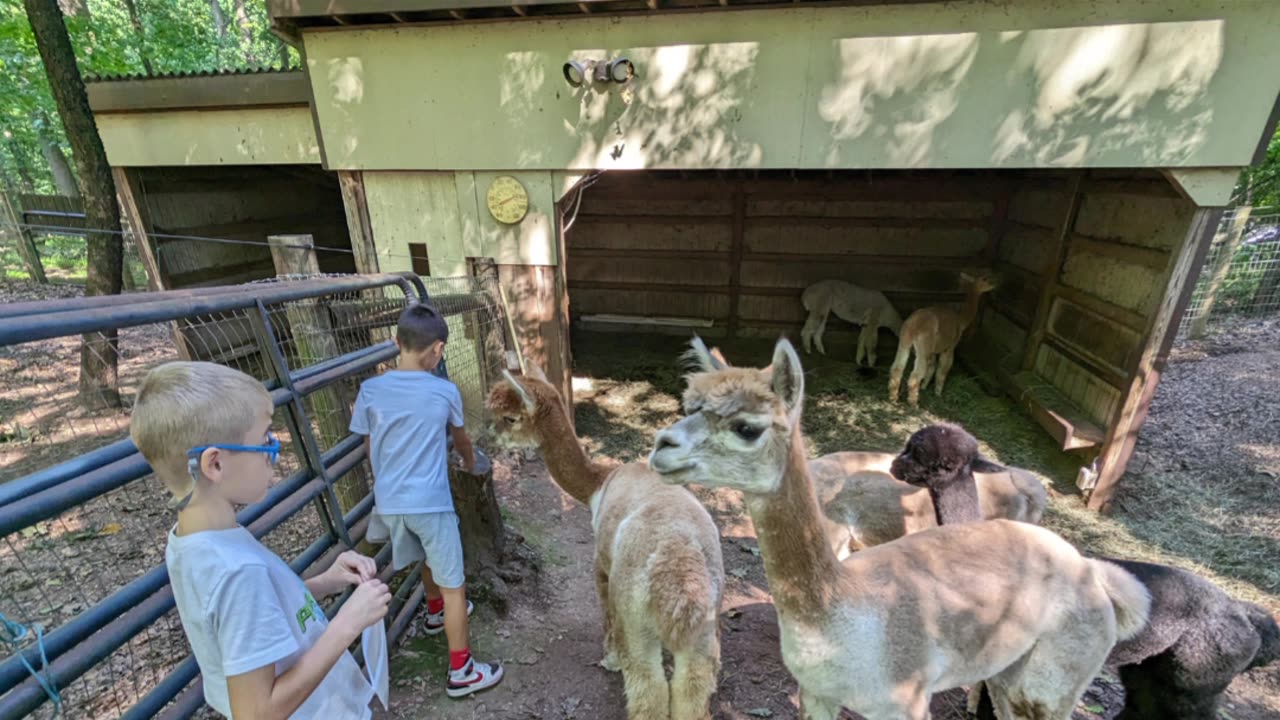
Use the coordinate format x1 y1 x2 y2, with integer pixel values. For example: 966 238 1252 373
377 325 1280 720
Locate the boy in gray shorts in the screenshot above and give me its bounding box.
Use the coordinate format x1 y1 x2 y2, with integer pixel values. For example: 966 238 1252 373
350 303 504 698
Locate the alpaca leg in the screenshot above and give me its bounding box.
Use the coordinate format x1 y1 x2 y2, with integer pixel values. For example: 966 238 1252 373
595 564 620 671
935 349 955 397
919 354 935 391
620 625 670 720
888 344 911 402
798 687 842 720
989 630 1109 720
858 323 879 367
801 306 830 355
670 639 720 720
907 353 931 407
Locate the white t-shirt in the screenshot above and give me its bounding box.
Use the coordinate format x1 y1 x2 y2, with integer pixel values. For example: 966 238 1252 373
349 370 464 515
165 526 373 719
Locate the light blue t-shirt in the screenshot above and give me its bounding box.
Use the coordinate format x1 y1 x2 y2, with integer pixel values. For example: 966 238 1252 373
349 370 464 515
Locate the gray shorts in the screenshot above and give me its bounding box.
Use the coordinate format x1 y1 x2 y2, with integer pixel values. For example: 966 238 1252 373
382 511 465 589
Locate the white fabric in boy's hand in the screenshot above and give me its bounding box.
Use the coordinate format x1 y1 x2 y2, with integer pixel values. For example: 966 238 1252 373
362 621 389 710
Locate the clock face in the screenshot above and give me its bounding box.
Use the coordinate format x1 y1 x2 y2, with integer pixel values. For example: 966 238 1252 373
486 175 529 225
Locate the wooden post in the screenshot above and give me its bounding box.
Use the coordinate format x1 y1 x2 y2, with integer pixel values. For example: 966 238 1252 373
1021 175 1084 371
1087 208 1221 511
112 167 164 291
337 171 380 275
268 234 366 511
1 190 47 283
1188 208 1249 339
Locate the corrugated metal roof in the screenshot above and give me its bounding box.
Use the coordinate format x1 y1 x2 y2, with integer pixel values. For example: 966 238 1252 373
84 66 300 84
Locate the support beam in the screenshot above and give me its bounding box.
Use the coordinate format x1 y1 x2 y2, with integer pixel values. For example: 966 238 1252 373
111 167 163 291
727 183 744 338
1189 207 1251 339
1163 168 1243 207
1087 208 1222 511
1022 174 1083 371
337 170 380 274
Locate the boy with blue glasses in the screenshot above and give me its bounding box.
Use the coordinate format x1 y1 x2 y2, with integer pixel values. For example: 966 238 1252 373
132 361 389 719
350 302 504 698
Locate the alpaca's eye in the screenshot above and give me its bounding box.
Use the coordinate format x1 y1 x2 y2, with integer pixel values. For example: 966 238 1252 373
732 422 764 441
504 416 518 424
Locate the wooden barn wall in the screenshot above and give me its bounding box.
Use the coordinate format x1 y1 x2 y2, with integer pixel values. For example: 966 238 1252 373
982 171 1192 429
566 173 996 344
138 165 355 289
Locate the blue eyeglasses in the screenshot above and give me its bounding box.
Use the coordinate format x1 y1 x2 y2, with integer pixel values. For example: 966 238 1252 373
187 432 281 465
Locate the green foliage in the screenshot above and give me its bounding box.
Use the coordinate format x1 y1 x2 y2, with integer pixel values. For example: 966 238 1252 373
1235 128 1280 209
0 0 297 194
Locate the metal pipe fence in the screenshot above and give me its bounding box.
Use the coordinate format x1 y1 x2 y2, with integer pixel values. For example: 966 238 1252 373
0 270 515 719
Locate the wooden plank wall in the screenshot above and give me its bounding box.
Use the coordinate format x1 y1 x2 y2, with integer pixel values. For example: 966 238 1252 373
137 165 355 289
566 172 996 343
983 170 1194 430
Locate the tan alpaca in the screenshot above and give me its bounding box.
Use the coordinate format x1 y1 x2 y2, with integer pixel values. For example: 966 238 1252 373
889 271 997 406
650 337 1150 720
486 367 724 720
703 345 1047 558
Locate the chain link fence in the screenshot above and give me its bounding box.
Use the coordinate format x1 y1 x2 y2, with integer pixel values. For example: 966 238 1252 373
1178 208 1280 340
0 271 516 719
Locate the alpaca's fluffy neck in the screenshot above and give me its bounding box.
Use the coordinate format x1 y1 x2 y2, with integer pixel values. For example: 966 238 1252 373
929 472 983 526
533 393 615 506
960 285 985 328
747 424 845 622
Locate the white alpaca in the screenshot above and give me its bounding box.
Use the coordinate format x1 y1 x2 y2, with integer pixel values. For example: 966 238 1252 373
486 367 724 720
651 337 1151 720
800 280 903 368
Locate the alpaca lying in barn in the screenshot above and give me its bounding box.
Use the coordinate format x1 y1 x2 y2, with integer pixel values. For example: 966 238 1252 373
800 279 903 369
889 271 997 406
808 450 1045 558
486 366 724 720
652 337 1151 720
892 422 1280 720
701 344 1046 558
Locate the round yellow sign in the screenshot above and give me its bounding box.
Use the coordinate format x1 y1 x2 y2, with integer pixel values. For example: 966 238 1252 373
486 175 529 225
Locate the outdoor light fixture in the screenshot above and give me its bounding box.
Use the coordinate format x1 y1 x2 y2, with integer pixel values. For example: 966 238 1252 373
562 57 635 87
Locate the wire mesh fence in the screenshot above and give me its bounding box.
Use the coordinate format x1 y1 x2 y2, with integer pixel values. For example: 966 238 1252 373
1178 208 1280 341
0 270 516 719
0 192 150 289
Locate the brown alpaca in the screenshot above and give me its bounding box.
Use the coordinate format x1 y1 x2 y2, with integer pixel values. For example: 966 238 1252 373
889 271 997 406
486 366 725 720
704 345 1046 557
650 337 1151 720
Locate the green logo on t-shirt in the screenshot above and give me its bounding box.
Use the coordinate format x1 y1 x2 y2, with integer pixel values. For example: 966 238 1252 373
295 591 322 633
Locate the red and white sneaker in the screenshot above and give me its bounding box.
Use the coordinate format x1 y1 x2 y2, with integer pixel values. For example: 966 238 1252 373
446 657 504 698
423 599 474 636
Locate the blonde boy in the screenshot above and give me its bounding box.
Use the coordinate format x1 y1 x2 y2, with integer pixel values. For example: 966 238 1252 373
132 361 390 719
350 303 504 697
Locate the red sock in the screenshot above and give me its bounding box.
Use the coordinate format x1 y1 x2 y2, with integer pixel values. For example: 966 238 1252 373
427 597 445 615
449 648 471 671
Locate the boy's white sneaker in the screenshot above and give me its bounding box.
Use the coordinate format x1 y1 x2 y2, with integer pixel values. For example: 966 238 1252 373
422 599 474 636
446 657 504 698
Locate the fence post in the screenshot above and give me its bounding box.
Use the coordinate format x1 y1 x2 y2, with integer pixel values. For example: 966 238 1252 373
1189 207 1251 339
268 235 366 511
0 191 47 284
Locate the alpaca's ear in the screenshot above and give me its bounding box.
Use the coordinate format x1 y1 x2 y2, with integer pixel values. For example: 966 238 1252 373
681 334 725 372
525 363 548 383
501 368 537 412
970 456 1008 474
709 346 732 368
770 337 804 419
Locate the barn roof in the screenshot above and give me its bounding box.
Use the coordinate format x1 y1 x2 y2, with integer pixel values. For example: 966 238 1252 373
85 68 310 113
267 0 946 39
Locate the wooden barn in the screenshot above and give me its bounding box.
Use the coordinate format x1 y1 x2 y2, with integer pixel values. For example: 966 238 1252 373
85 0 1280 509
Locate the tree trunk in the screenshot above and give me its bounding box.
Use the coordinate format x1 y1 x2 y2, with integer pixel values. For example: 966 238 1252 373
3 130 36 193
1189 208 1250 339
36 112 78 197
277 39 291 69
232 0 256 66
56 0 87 16
25 0 123 409
209 0 228 38
120 0 154 75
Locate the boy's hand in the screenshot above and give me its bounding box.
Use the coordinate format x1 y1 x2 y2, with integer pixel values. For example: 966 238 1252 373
330 550 377 585
334 579 391 638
